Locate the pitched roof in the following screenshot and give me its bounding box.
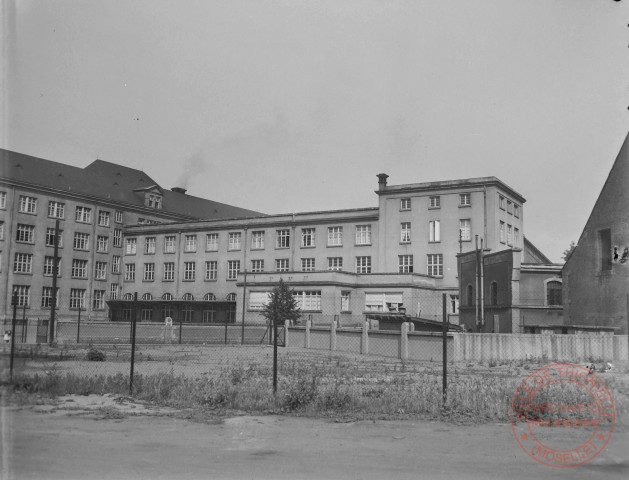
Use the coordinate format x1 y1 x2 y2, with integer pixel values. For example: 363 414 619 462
0 149 263 220
523 236 552 264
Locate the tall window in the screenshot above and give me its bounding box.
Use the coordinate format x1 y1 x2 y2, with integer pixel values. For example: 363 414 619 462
0 191 6 209
546 281 562 306
41 287 58 308
72 259 88 278
97 235 109 253
467 284 474 306
45 228 63 247
0 221 4 240
302 228 315 247
514 204 520 218
328 226 343 246
429 196 440 208
95 261 107 280
14 253 33 273
275 259 289 272
429 220 440 242
113 228 122 247
184 262 196 281
459 193 471 206
251 231 264 249
115 210 123 223
110 283 120 300
514 228 520 247
70 289 85 309
125 238 137 255
355 225 371 245
356 256 371 273
498 195 505 210
507 200 513 215
507 224 513 246
73 232 90 250
206 233 218 251
75 206 91 223
48 201 65 219
144 263 155 281
599 229 612 271
400 222 411 243
205 261 218 280
328 257 343 271
398 255 413 273
499 221 506 243
164 235 176 253
19 195 37 214
93 290 105 310
98 210 110 227
227 260 240 280
427 254 443 276
43 256 61 276
301 258 315 272
276 229 290 248
490 282 498 306
400 198 411 211
16 224 35 243
460 219 471 241
163 262 175 281
341 291 350 312
228 232 241 250
145 237 156 254
13 285 30 306
112 255 121 274
184 235 197 252
125 263 136 281
250 259 264 273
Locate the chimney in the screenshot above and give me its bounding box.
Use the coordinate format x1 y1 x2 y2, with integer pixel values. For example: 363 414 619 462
377 173 389 191
171 187 187 194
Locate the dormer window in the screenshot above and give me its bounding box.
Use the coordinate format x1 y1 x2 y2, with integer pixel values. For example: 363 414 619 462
145 193 162 209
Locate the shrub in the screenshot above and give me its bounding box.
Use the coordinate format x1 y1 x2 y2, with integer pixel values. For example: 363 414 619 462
86 345 106 361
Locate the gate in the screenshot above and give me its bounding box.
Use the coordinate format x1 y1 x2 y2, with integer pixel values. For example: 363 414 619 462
260 324 286 347
36 319 49 344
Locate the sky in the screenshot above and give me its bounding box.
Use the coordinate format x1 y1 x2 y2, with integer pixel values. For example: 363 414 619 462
2 0 628 262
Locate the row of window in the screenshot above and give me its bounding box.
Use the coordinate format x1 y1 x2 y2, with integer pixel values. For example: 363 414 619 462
11 224 123 250
498 195 521 218
399 193 472 211
499 222 520 246
12 254 121 279
464 280 561 306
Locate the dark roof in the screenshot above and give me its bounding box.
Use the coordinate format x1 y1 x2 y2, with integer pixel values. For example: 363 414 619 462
0 149 263 220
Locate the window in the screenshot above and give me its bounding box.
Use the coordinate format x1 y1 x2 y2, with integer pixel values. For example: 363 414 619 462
14 253 33 273
139 308 152 321
400 198 411 211
328 257 343 271
460 219 471 241
70 289 85 309
249 291 271 310
293 291 321 311
400 222 411 243
499 221 506 243
276 229 290 248
427 254 443 276
398 255 413 273
43 256 61 276
113 228 122 247
184 234 197 252
251 231 264 249
184 262 196 281
507 200 513 215
73 232 90 250
115 210 123 223
48 201 65 219
125 238 137 255
356 256 371 273
145 193 162 209
546 280 562 306
328 226 343 246
450 295 459 314
44 228 62 247
95 235 108 253
112 255 121 274
467 284 474 306
19 195 37 214
204 293 216 301
125 263 136 281
226 293 237 302
251 259 264 273
75 206 91 223
110 283 120 300
365 293 403 312
162 293 173 301
228 232 241 250
205 261 218 280
459 193 471 206
0 191 6 209
202 309 215 322
72 259 88 278
499 195 505 210
507 224 513 246
514 204 520 218
98 210 110 227
0 221 3 240
341 291 350 312
599 229 612 271
145 237 156 254
93 290 105 310
301 228 315 247
429 196 440 209
144 263 155 281
301 258 315 272
16 224 34 243
164 235 176 253
163 262 175 281
206 233 218 251
490 282 498 306
123 293 134 301
429 220 440 243
276 259 289 272
355 225 371 245
227 260 240 280
13 285 30 307
514 228 520 247
41 287 58 308
95 261 107 280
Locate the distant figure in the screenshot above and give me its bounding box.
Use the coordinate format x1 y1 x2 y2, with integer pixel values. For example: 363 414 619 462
3 330 11 343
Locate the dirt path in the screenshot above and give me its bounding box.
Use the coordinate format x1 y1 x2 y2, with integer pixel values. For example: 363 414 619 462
2 396 628 480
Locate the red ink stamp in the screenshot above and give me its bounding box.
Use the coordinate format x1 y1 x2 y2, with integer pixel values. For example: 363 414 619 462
510 363 615 467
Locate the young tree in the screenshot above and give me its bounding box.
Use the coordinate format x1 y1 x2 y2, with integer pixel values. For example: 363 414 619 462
562 241 577 261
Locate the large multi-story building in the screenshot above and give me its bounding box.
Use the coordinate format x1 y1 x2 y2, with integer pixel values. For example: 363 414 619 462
0 149 261 321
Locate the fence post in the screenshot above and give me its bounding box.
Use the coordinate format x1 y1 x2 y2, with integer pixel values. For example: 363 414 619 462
362 320 369 355
400 322 409 360
305 319 311 348
330 318 337 352
284 320 290 348
9 293 18 382
179 320 183 344
77 307 81 344
442 293 448 406
129 292 138 395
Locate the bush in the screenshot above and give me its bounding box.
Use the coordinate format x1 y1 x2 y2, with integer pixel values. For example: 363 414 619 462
86 345 106 361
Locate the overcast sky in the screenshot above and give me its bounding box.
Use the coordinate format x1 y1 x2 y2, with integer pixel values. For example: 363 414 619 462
2 0 628 262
